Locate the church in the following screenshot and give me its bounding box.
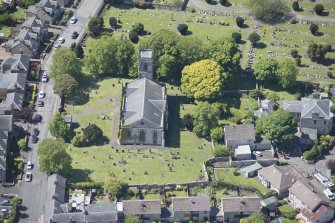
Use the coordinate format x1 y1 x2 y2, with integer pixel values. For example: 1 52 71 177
119 50 168 146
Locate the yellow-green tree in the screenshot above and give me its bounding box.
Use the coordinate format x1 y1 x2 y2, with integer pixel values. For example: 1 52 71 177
181 59 226 100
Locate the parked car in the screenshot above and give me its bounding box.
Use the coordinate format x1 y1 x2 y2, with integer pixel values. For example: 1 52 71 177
58 37 65 44
1 208 9 219
253 151 262 157
38 91 45 99
42 72 48 82
37 101 44 107
31 114 42 122
1 200 12 206
32 128 39 136
71 31 78 39
70 16 77 24
25 172 32 182
27 161 32 170
31 136 38 144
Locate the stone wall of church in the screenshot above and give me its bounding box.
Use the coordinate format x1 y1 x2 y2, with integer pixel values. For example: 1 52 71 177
120 127 164 146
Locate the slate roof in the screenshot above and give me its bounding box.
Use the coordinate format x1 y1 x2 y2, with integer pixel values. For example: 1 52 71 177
224 124 255 141
0 114 13 154
0 72 26 91
289 180 322 211
123 200 161 215
51 211 118 223
1 92 24 111
283 98 333 120
241 162 262 174
221 197 261 212
0 54 30 73
261 196 278 207
21 16 47 35
122 78 166 128
301 205 334 222
6 29 39 51
172 196 211 212
258 165 296 192
235 145 251 156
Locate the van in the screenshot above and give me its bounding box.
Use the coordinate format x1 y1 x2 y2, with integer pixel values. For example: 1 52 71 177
326 182 335 192
323 189 335 201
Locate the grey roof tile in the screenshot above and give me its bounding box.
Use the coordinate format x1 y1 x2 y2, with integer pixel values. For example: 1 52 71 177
221 197 261 212
172 196 211 212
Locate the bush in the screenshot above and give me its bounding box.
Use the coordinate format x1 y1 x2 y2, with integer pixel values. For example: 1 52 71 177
310 23 319 35
182 114 194 131
132 23 144 34
290 49 299 58
295 57 301 66
303 146 319 161
134 1 151 9
205 0 216 4
314 4 324 15
71 134 87 147
214 146 230 157
72 182 103 189
219 0 228 6
129 30 139 43
83 124 103 144
109 16 117 28
177 24 188 35
18 137 27 151
249 89 264 99
248 32 260 45
292 1 299 11
279 204 298 220
236 16 244 28
232 32 242 43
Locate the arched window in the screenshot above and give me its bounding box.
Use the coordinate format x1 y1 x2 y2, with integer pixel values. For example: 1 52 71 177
153 131 158 144
139 130 145 142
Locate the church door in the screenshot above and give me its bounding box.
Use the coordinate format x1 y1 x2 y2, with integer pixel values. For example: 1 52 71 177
139 130 145 143
153 131 158 145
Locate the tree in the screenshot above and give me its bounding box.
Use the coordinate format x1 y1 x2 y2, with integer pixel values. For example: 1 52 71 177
125 215 141 223
181 60 226 100
292 1 299 11
104 173 128 199
50 48 82 79
295 57 301 66
303 146 319 161
177 24 188 35
314 4 324 15
278 59 298 88
18 138 26 151
49 113 73 142
71 134 87 147
248 32 260 45
247 0 288 23
214 146 230 157
210 127 224 142
114 39 136 77
193 102 221 138
290 49 299 58
38 139 72 175
240 212 266 223
310 23 319 35
54 74 79 100
74 43 84 59
83 124 103 144
132 23 144 34
236 16 244 28
182 114 194 131
256 109 297 145
129 30 139 43
88 16 104 37
307 43 328 61
231 32 242 43
219 0 228 6
253 58 279 82
326 159 335 171
109 16 117 28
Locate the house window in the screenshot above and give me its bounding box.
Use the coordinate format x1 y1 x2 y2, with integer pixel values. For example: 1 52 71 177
127 131 131 139
324 121 327 125
139 130 145 142
314 120 317 125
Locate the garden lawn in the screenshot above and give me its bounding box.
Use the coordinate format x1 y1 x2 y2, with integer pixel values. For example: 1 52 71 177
214 168 268 195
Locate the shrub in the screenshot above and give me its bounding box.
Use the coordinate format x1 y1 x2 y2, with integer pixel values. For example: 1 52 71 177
132 23 144 34
303 146 319 161
219 0 228 6
232 32 242 43
295 57 301 67
129 30 139 43
248 32 260 45
279 204 298 220
71 134 87 147
205 0 216 4
83 124 103 144
182 114 194 131
236 16 244 28
314 4 324 15
292 1 299 11
214 146 230 157
310 23 319 35
109 17 117 28
290 49 299 58
134 1 151 9
249 89 264 99
72 182 104 189
177 24 188 35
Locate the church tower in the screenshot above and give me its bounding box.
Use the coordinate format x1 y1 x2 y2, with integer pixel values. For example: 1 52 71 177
138 50 153 80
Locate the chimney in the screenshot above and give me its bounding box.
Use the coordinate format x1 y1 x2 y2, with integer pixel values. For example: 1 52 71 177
312 187 315 192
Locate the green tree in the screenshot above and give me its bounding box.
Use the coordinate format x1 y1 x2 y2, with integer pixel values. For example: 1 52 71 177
125 215 142 223
18 137 26 151
248 32 260 45
292 1 299 11
231 32 242 43
54 73 79 100
307 43 328 61
240 212 266 223
278 59 298 88
290 49 299 58
104 173 128 199
83 124 103 144
115 39 136 77
128 30 138 43
181 59 226 100
210 127 224 142
314 4 324 15
132 23 144 34
177 24 188 35
193 102 221 138
182 114 194 131
310 23 319 35
213 146 230 157
71 134 87 147
253 58 279 82
49 113 73 142
109 16 117 28
295 57 301 66
247 0 288 23
88 16 104 37
38 139 72 175
74 43 84 59
236 16 244 28
256 109 297 145
219 0 228 6
50 48 82 79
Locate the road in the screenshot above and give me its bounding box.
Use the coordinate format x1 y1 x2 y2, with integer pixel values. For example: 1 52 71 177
18 0 104 222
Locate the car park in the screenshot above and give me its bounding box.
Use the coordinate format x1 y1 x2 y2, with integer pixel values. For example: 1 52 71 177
71 31 78 39
27 161 32 170
70 16 77 24
25 172 32 182
58 37 65 44
31 114 42 122
253 151 262 157
1 200 12 206
37 101 44 107
38 90 45 99
42 72 48 82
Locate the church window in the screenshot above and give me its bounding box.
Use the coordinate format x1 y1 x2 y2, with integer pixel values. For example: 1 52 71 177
140 130 145 142
143 63 148 71
127 131 131 138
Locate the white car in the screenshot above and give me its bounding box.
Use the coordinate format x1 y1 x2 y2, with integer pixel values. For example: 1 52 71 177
25 172 32 182
58 37 65 44
42 72 48 82
70 16 77 24
38 90 45 99
27 161 32 170
253 151 262 157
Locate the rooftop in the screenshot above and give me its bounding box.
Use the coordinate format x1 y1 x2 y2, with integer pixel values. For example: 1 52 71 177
123 200 161 215
258 165 296 191
140 50 153 59
241 162 262 174
221 197 261 212
301 205 334 222
224 124 255 141
235 145 251 155
289 180 322 211
172 196 211 212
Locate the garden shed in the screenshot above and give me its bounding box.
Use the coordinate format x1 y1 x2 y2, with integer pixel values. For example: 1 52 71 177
241 162 262 177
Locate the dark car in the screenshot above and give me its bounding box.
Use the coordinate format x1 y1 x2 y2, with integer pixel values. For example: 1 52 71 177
31 114 42 123
1 200 12 206
71 31 78 39
32 128 39 136
37 101 44 107
31 136 38 144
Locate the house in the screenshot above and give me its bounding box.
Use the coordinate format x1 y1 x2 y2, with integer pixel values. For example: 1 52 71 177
26 0 62 25
258 165 296 195
55 0 70 7
299 127 317 146
283 98 333 135
254 99 275 118
261 196 278 212
0 54 30 74
301 204 334 223
0 114 13 182
289 180 322 211
234 145 251 160
21 16 48 39
119 50 167 146
170 196 211 222
217 197 261 223
122 200 161 222
241 162 262 177
0 92 24 114
224 124 255 149
0 72 26 97
5 29 41 57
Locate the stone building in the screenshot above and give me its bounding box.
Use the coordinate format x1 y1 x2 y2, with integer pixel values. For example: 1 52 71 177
119 50 167 146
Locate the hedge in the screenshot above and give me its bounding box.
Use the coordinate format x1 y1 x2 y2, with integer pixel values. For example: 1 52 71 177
71 182 103 189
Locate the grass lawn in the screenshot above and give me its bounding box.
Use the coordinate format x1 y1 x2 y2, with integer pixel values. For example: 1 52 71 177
214 168 268 195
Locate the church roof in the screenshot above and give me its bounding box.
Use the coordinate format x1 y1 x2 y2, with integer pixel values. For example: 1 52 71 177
122 78 166 128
